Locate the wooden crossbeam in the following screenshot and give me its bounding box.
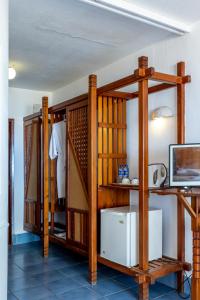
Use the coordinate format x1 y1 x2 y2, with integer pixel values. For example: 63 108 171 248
151 72 191 84
101 91 133 99
130 83 176 99
97 67 154 95
102 83 176 101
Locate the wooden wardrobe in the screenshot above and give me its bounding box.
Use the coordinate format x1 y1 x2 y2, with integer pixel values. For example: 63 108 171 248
24 113 41 234
48 97 89 254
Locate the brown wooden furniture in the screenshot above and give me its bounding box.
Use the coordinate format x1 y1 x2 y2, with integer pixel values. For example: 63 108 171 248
85 56 193 300
26 56 200 299
23 113 41 235
42 95 89 257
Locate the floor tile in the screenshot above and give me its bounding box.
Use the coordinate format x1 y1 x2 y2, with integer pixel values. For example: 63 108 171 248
72 272 108 287
59 286 101 300
59 261 88 277
113 274 138 288
8 265 25 280
7 291 18 300
149 282 174 298
14 285 55 300
87 278 129 297
8 274 42 292
33 269 64 284
156 290 191 299
105 288 138 300
98 265 122 278
45 277 82 295
21 261 59 275
8 242 183 300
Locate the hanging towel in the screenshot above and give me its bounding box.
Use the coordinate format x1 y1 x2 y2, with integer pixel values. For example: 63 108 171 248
49 120 66 198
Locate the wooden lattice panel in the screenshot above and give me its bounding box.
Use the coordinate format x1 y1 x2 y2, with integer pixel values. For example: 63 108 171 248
68 105 88 187
98 96 127 185
24 122 33 198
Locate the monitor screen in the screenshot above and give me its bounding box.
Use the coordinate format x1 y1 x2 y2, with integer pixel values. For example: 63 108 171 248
169 144 200 187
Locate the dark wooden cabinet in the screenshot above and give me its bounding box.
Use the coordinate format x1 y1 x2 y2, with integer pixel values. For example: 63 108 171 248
24 116 41 234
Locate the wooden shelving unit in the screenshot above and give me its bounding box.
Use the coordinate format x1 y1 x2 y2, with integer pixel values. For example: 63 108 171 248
40 56 200 300
87 56 195 300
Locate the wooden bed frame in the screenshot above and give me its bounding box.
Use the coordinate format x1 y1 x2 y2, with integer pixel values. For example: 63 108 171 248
26 56 200 300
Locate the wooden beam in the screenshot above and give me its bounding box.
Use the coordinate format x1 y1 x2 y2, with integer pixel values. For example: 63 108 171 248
23 111 42 122
101 90 133 99
42 96 49 257
97 67 154 95
176 61 186 294
50 114 56 233
130 83 176 99
151 72 186 84
138 56 149 300
88 74 97 284
49 93 88 113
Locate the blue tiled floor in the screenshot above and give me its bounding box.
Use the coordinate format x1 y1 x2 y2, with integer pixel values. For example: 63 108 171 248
8 241 190 300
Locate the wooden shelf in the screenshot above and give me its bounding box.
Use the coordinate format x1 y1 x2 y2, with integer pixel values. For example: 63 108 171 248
101 184 200 197
97 255 191 284
151 187 200 197
100 183 139 191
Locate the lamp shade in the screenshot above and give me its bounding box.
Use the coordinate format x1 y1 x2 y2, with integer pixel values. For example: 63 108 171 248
151 106 174 120
9 67 16 80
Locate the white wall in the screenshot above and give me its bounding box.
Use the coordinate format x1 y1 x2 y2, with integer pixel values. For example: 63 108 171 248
8 88 52 234
52 21 200 265
0 0 8 299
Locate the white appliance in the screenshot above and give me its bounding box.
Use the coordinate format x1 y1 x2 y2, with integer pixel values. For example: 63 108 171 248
100 206 162 267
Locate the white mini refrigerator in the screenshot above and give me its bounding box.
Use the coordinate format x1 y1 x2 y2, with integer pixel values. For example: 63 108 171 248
100 206 162 267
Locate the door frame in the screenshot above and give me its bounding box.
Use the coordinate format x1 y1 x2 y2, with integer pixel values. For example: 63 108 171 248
8 118 14 245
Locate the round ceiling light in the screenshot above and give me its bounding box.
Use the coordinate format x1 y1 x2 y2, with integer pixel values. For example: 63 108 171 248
9 67 16 80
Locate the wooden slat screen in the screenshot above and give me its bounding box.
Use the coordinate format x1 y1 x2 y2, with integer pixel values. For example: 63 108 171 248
98 96 127 186
68 105 88 188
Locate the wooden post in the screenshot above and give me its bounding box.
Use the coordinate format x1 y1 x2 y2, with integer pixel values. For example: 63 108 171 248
138 56 149 300
191 197 200 300
177 62 186 292
88 74 97 283
42 96 49 257
50 113 55 233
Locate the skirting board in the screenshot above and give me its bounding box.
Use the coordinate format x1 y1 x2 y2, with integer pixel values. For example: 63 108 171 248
12 233 40 245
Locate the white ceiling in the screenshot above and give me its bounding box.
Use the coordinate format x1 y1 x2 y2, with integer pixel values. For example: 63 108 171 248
9 0 200 91
125 0 200 25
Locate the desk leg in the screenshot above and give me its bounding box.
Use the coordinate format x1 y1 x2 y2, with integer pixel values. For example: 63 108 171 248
191 197 200 300
191 231 200 300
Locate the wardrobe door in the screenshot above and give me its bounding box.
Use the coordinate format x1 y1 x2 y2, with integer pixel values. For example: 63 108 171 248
24 117 41 234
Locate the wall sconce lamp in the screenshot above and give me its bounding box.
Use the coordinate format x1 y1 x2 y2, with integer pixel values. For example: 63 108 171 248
151 106 174 120
9 67 16 80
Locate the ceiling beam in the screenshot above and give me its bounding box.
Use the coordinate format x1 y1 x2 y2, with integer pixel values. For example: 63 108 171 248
80 0 190 35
